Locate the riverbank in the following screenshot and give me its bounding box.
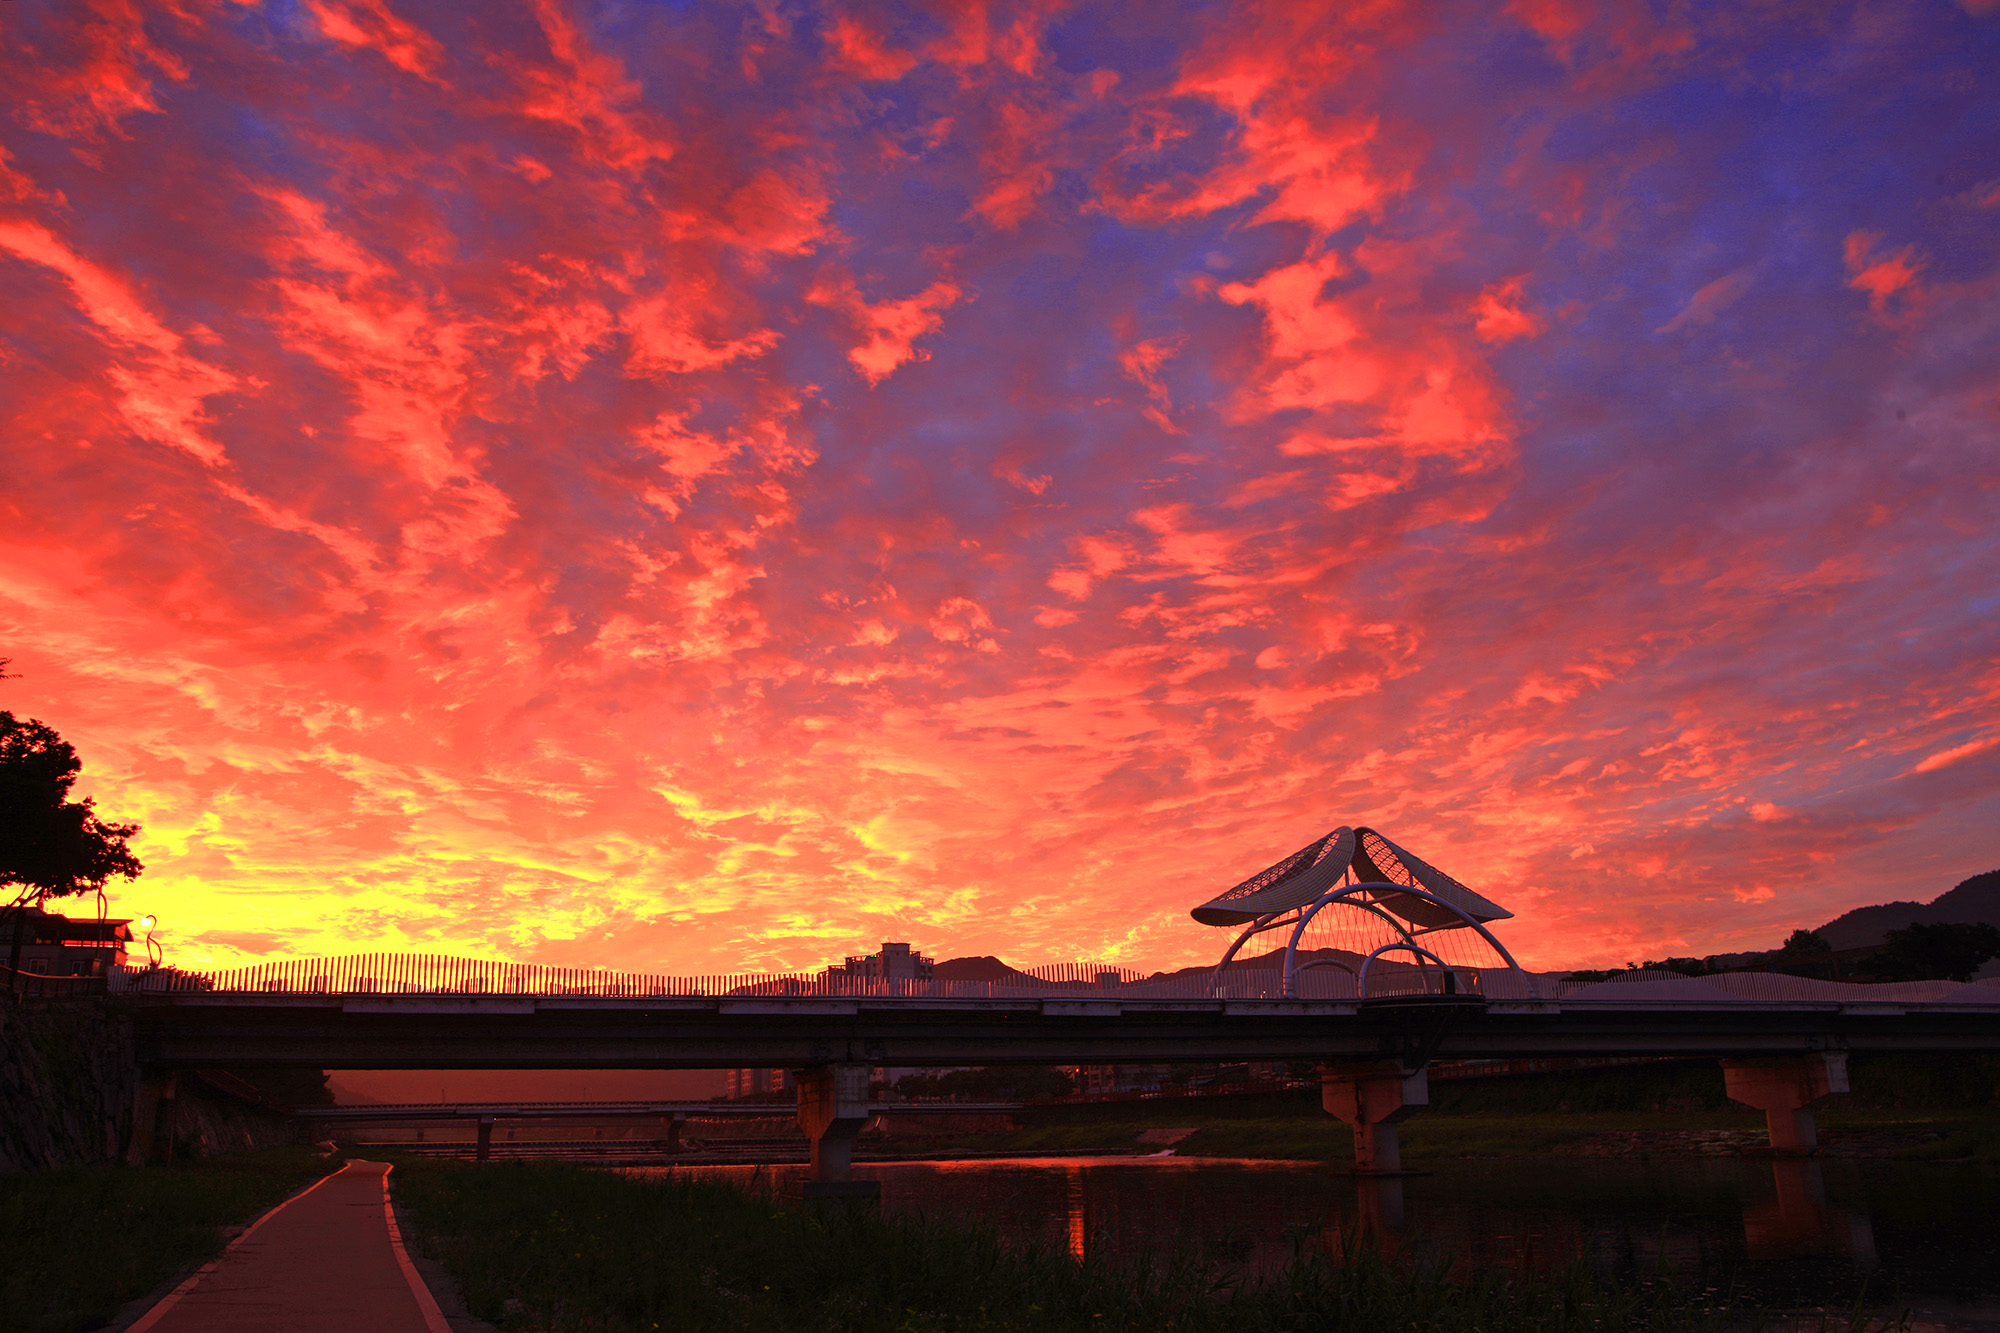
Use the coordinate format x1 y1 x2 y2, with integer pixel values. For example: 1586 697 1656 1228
385 1154 1754 1332
6 1145 1971 1332
0 1146 335 1333
848 1055 2000 1166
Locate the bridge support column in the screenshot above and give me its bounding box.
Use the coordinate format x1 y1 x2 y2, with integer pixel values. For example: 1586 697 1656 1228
475 1116 495 1162
663 1112 684 1155
1321 1061 1427 1174
1721 1053 1848 1154
128 1071 178 1166
795 1064 878 1198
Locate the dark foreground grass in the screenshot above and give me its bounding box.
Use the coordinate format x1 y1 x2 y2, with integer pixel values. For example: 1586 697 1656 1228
390 1157 1795 1333
0 1146 337 1333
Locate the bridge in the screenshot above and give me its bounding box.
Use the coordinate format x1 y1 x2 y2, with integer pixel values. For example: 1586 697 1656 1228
296 1099 1028 1161
118 824 2000 1192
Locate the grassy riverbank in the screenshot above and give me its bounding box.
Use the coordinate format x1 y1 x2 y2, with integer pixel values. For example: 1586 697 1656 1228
389 1155 1761 1333
865 1057 2000 1165
0 1146 336 1333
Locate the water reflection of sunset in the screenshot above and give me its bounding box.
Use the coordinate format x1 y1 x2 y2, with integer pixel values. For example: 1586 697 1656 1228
1066 1165 1087 1264
2 3 1995 979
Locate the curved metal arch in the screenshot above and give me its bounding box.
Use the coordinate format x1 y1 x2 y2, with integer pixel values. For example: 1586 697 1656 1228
1356 941 1451 997
1281 881 1538 1000
1281 882 1422 996
1208 859 1361 995
1208 908 1300 996
1289 955 1360 999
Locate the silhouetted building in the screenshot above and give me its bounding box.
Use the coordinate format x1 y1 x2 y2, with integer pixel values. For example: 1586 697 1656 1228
725 1068 787 1098
832 941 934 982
1068 1064 1172 1095
6 907 131 979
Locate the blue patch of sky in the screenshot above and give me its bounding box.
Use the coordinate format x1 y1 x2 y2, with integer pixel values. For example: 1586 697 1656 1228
1044 0 1220 85
1481 42 1989 495
247 0 319 43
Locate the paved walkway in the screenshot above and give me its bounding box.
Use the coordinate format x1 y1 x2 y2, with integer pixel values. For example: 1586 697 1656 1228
130 1160 449 1333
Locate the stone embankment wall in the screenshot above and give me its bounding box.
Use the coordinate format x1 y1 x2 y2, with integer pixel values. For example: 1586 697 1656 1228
0 994 293 1170
0 993 138 1170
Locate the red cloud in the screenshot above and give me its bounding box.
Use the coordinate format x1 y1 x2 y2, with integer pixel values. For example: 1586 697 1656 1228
825 13 921 81
306 0 446 81
810 272 967 384
1473 276 1544 344
1844 230 1927 316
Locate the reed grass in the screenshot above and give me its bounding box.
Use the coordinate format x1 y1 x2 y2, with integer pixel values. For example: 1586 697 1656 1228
0 1146 336 1333
388 1156 1769 1333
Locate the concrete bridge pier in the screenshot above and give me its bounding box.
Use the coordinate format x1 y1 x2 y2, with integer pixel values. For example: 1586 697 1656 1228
1721 1053 1848 1154
128 1071 178 1166
794 1064 879 1199
475 1115 495 1162
1321 1060 1428 1174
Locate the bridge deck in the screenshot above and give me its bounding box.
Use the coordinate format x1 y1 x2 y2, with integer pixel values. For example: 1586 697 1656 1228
132 985 2000 1069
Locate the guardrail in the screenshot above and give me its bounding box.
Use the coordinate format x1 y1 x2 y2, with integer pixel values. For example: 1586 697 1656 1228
3 965 106 997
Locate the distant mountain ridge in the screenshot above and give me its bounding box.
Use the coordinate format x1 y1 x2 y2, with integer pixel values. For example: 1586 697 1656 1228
1808 868 2000 950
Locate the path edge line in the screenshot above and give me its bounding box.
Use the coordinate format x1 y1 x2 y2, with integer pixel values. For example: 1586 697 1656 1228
382 1163 454 1333
124 1159 352 1333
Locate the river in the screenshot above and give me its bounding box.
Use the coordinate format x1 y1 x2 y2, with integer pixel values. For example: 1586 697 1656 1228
655 1155 2000 1330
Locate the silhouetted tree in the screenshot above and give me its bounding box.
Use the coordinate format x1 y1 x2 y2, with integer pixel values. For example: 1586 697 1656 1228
1780 929 1832 954
2 676 144 977
1635 957 1720 977
892 1066 1075 1100
1875 922 2000 984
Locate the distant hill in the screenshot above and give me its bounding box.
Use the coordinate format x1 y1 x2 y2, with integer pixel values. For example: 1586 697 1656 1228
932 955 1038 984
1809 868 2000 950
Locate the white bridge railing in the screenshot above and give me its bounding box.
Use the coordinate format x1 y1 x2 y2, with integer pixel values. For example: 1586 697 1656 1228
107 953 2000 1006
108 952 1533 1001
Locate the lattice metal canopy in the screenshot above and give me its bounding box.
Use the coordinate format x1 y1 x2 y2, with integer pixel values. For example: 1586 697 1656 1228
1189 825 1513 929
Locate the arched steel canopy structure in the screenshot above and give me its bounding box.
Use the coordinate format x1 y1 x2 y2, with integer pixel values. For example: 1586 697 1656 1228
1190 825 1533 999
1190 826 1512 928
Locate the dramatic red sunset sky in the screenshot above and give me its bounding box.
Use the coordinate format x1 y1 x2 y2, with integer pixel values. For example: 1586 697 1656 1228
2 0 1996 980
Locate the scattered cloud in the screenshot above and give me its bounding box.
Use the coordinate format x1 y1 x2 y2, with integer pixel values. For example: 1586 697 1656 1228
1844 231 1927 316
0 0 1993 979
1655 265 1756 333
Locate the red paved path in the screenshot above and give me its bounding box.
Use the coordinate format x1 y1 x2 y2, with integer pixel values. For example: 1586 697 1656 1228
131 1160 448 1333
